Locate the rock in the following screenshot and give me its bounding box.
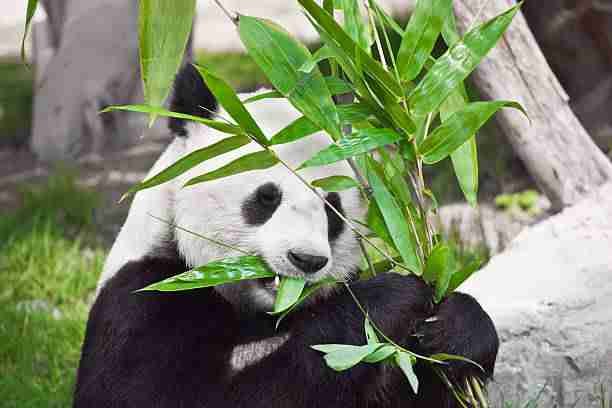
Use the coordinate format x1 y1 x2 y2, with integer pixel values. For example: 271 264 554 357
462 183 612 407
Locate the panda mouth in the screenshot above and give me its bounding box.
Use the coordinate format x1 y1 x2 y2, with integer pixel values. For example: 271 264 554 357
259 275 281 292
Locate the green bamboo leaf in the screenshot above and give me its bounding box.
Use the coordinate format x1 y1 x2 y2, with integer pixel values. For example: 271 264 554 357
242 77 353 105
137 256 273 292
397 0 453 81
102 104 243 135
364 317 380 344
396 351 419 394
423 244 451 285
298 0 403 97
21 0 38 64
441 6 461 47
366 158 422 274
299 128 402 169
366 200 394 247
184 150 278 187
420 101 526 164
447 258 483 294
194 65 268 146
273 277 306 314
440 15 479 207
409 3 522 116
269 116 321 146
325 76 355 95
363 345 396 363
430 353 485 373
311 176 360 192
340 0 372 53
370 0 404 36
242 91 283 104
337 103 372 124
274 279 336 327
122 134 251 200
239 16 342 141
139 0 196 122
299 46 337 73
322 344 384 371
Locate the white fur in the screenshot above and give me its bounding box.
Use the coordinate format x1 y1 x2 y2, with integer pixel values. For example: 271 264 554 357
99 92 366 308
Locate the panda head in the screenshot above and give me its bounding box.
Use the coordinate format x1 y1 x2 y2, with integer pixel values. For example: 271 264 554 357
102 65 366 313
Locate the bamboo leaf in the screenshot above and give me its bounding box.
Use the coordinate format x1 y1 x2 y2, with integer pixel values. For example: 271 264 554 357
269 116 321 146
340 0 372 53
122 135 251 199
440 13 479 207
325 76 355 95
311 176 360 192
102 104 243 135
363 345 396 363
409 3 522 116
184 150 278 187
420 101 526 164
430 353 485 373
366 200 394 247
299 46 337 73
195 65 269 146
272 277 307 314
396 351 419 394
397 0 453 81
366 158 421 274
139 0 196 122
299 128 402 169
274 279 336 327
364 317 380 344
322 344 384 371
137 256 273 292
423 244 451 285
337 103 372 124
242 77 353 105
447 258 483 294
239 16 342 140
298 0 403 97
21 0 38 63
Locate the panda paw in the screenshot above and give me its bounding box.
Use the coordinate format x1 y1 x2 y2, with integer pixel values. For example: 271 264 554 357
415 292 499 381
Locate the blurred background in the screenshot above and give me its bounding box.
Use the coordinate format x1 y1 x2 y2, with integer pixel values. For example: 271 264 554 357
1 1 611 407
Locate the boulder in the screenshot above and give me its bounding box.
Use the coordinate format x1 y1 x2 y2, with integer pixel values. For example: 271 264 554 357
462 183 612 406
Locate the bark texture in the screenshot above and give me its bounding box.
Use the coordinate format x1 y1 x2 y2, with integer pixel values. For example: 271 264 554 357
454 1 612 210
30 0 193 161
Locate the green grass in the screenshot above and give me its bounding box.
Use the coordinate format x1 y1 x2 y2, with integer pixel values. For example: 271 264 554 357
0 57 33 145
0 173 105 408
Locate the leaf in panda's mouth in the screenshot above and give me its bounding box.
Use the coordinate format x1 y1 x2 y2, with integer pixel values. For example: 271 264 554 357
272 277 307 314
135 256 274 292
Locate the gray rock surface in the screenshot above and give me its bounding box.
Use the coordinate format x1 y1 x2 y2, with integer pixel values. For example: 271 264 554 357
462 183 612 406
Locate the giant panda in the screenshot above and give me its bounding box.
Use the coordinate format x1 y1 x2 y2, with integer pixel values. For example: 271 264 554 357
74 64 499 408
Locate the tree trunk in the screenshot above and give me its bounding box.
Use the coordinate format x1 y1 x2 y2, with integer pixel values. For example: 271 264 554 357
30 0 193 162
454 1 612 211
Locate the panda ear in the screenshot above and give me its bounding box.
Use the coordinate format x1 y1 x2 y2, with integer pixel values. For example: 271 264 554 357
168 64 218 137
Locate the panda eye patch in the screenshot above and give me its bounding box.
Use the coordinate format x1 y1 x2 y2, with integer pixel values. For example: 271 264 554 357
325 192 345 242
257 183 282 207
241 182 282 226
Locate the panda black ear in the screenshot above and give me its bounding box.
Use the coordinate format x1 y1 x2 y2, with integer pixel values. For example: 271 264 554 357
168 64 218 137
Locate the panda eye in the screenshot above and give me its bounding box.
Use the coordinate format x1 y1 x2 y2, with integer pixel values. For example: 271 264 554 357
256 183 282 207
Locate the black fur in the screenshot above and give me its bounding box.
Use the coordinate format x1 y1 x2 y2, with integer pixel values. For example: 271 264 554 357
325 192 345 242
241 182 283 226
74 253 498 407
168 64 217 137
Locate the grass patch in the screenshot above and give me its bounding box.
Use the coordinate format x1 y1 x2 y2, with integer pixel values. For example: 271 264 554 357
0 57 33 146
0 173 105 408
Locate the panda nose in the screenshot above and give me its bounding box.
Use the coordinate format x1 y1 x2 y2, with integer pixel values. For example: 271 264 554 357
287 251 329 274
